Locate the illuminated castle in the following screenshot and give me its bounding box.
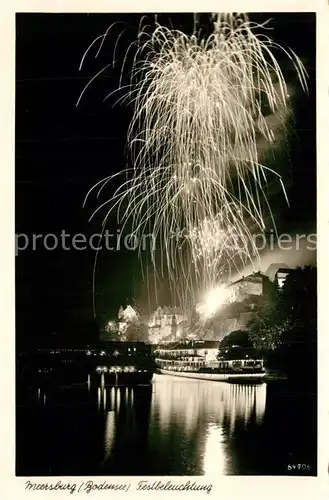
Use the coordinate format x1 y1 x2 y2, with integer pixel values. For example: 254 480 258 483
147 306 187 344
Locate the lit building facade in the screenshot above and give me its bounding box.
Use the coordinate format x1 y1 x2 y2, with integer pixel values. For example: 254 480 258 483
148 306 187 344
275 268 291 289
118 305 139 333
210 272 270 340
228 272 269 302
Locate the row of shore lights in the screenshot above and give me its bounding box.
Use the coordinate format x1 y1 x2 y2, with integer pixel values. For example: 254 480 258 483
87 348 137 356
95 366 148 373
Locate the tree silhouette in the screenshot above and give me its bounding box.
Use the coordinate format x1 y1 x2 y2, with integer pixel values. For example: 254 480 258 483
219 329 252 348
217 329 260 360
248 267 316 348
247 266 317 383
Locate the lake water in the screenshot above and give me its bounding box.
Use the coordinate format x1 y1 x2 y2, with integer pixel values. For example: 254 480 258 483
16 374 317 476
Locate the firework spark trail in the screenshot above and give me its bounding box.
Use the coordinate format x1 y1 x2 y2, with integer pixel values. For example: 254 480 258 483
79 13 307 313
189 203 259 276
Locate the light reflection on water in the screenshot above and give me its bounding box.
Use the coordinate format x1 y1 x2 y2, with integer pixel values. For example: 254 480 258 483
103 411 115 463
149 375 267 475
96 375 266 475
203 424 226 476
18 373 315 476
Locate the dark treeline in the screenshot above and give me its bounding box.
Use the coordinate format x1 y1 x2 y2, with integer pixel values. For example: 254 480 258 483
218 266 317 387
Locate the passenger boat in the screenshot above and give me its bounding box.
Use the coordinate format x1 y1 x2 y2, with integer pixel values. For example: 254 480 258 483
154 341 266 383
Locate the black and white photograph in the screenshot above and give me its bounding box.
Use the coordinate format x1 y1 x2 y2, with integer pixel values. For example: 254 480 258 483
14 8 320 483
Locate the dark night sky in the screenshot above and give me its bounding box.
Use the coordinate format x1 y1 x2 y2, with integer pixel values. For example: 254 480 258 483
15 13 316 346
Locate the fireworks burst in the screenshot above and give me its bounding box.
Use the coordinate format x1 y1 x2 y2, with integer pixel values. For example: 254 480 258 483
196 284 233 320
79 13 307 313
188 201 260 285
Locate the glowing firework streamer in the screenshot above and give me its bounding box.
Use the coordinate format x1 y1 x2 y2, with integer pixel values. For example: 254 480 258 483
188 202 259 286
79 13 307 313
